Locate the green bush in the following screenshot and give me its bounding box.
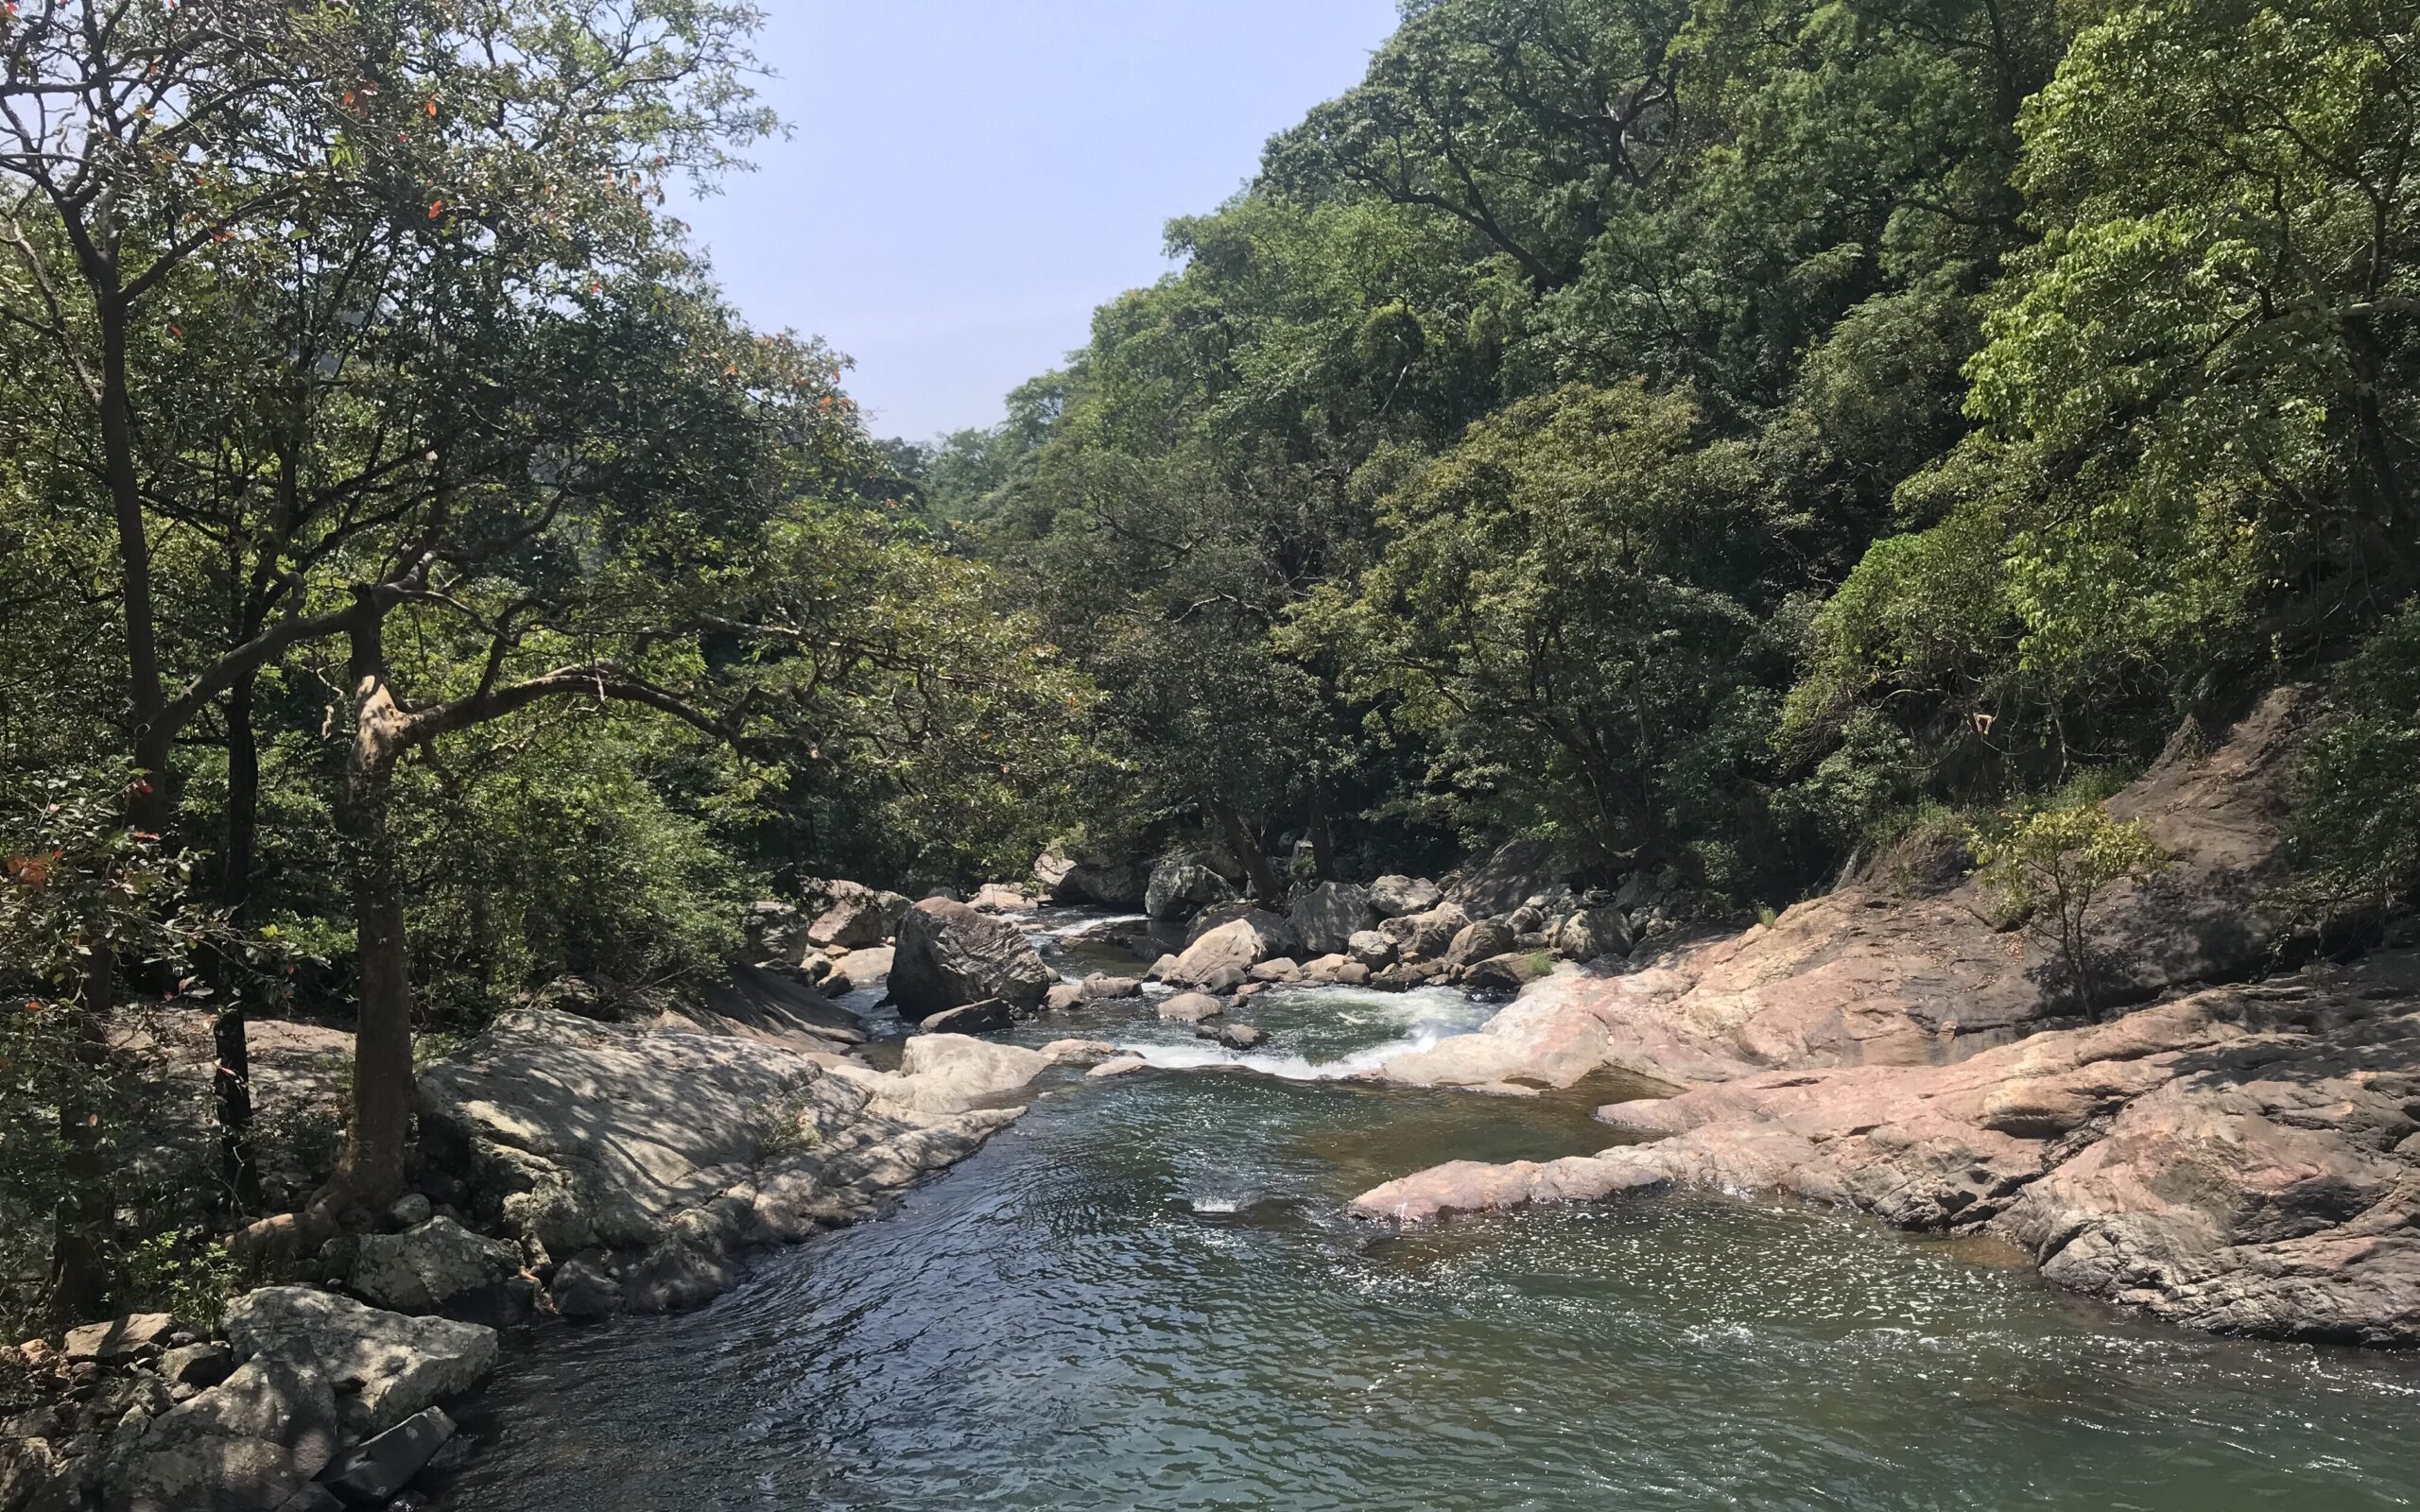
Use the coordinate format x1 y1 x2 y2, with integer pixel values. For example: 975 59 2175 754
2295 604 2420 919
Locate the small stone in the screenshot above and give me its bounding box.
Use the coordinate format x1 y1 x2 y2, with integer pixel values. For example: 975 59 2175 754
1044 983 1084 1013
1087 1056 1148 1078
1215 1023 1266 1051
921 997 1012 1035
548 1252 623 1320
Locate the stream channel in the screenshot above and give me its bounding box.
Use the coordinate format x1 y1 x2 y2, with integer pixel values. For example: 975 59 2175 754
435 908 2420 1510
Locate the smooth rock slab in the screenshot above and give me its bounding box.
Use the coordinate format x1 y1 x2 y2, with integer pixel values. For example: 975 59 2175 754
222 1288 497 1437
64 1314 185 1366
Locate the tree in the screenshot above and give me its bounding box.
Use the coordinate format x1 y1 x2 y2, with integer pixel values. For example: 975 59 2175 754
1974 802 2169 1013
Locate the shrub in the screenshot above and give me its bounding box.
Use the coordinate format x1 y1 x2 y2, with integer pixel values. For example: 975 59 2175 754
1973 803 2168 1012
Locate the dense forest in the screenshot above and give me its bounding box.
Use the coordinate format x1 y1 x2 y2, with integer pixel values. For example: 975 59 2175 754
3 0 2417 1332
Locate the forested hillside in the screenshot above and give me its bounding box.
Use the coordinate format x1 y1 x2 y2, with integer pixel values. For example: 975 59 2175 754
2 0 2415 1340
905 0 2420 917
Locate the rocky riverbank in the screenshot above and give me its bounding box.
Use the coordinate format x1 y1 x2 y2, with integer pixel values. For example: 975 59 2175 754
2 929 1084 1512
1350 689 2420 1349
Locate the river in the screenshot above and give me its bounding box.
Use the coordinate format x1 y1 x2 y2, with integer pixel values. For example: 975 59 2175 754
434 912 2420 1510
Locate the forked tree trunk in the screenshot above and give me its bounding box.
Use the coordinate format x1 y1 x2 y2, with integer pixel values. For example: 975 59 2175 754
1207 794 1287 903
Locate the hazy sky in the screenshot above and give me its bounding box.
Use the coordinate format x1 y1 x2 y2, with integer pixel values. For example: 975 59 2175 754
678 1 1400 442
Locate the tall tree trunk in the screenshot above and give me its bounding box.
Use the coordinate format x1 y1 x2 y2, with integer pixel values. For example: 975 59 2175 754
47 958 113 1322
1306 774 1339 884
326 616 414 1215
1207 794 1287 903
213 675 263 1213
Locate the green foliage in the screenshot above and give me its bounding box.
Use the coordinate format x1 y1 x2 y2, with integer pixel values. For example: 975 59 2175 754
2294 605 2420 918
117 1232 245 1326
1973 803 2169 1010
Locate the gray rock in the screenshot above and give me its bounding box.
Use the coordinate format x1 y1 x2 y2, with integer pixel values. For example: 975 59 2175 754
1247 957 1302 984
1379 902 1472 961
1045 983 1084 1013
1288 882 1375 957
801 880 913 950
1447 839 1566 919
348 1218 521 1316
386 1194 434 1230
743 901 813 966
1551 904 1633 961
855 1035 1051 1116
155 1344 233 1392
222 1288 497 1437
1159 993 1224 1025
1346 930 1398 970
1165 915 1295 988
100 1360 339 1512
1215 1022 1266 1050
276 1486 345 1512
889 899 1053 1020
1145 853 1236 920
1368 875 1442 919
1444 919 1520 971
547 1252 623 1320
1078 973 1143 1001
315 1406 453 1506
64 1314 186 1366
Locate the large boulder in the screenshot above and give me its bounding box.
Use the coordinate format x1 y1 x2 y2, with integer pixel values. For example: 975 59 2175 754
888 899 1053 1020
1288 882 1374 957
1035 850 1150 909
100 1359 341 1512
855 1034 1050 1116
1144 853 1236 920
1166 913 1296 989
802 879 912 950
741 901 812 967
1550 905 1633 962
1346 930 1399 970
1368 875 1442 919
347 1217 523 1317
1444 919 1520 971
1445 839 1567 919
221 1288 496 1437
1379 902 1472 961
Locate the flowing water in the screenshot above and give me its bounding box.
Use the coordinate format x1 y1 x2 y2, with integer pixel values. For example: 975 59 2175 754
436 913 2420 1511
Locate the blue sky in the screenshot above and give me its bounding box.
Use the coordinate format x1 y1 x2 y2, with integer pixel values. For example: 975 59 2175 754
679 1 1401 442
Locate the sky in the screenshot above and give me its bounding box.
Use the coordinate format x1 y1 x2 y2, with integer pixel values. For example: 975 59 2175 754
677 1 1403 443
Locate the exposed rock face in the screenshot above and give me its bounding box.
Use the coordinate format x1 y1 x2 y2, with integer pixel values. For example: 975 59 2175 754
1145 853 1236 920
1463 952 1552 993
1288 882 1374 957
1446 839 1566 919
347 1217 523 1316
802 879 913 950
1368 875 1442 919
1166 914 1296 988
416 1007 1023 1317
889 899 1053 1020
221 1288 496 1437
99 1358 340 1512
1357 953 2420 1348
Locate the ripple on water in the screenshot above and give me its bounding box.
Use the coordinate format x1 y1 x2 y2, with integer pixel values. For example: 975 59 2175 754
436 965 2420 1512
